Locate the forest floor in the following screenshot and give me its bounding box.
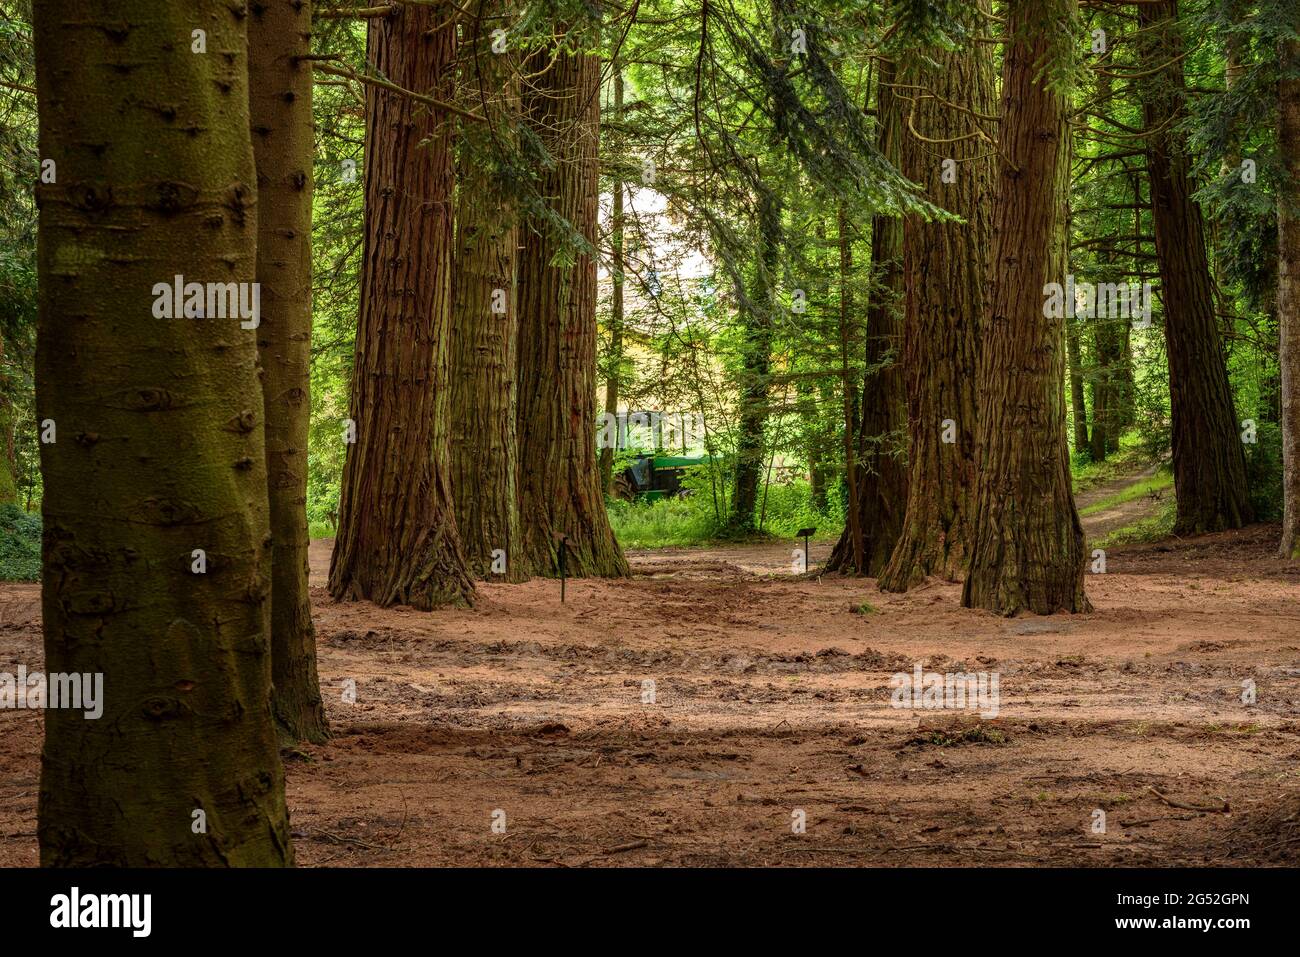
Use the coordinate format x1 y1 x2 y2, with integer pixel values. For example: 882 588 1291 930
2 473 1299 867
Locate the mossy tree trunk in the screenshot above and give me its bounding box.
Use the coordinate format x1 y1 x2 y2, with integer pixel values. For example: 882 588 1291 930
250 0 328 744
34 0 293 865
962 0 1090 616
329 2 476 607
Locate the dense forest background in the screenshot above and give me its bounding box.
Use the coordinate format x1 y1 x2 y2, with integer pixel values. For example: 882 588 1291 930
0 0 1295 562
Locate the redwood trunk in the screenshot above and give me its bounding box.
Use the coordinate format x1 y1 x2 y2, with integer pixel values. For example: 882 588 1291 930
1137 0 1253 534
1279 35 1300 558
449 0 527 581
877 22 995 591
962 0 1090 616
516 40 628 576
329 3 476 607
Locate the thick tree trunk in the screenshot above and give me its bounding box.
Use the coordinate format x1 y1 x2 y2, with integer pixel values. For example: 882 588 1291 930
1279 35 1300 559
449 0 527 581
516 40 628 576
876 20 995 591
962 0 1090 617
34 0 293 864
826 65 908 577
1137 0 1253 534
250 0 328 744
329 3 476 607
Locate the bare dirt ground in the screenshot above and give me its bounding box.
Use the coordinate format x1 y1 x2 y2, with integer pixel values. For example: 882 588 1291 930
2 507 1298 867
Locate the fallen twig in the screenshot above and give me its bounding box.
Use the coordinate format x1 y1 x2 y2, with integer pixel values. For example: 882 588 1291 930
1146 786 1229 813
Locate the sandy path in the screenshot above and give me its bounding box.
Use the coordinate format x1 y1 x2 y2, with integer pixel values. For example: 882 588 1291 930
2 522 1297 868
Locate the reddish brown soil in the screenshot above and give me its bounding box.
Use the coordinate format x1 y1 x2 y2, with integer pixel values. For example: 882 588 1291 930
2 524 1298 867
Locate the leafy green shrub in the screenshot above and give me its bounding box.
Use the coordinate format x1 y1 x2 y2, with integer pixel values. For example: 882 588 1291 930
607 495 719 549
0 503 41 581
1244 419 1284 522
755 478 845 539
606 473 847 549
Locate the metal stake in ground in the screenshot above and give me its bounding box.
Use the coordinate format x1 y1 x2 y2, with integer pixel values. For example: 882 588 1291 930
796 526 816 574
553 532 571 602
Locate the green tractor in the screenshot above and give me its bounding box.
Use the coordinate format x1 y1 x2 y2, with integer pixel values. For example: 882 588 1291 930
614 453 714 502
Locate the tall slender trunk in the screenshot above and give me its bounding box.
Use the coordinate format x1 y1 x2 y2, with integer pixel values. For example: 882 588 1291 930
516 37 628 576
1214 0 1247 337
727 184 779 533
250 0 328 744
826 63 907 576
877 15 996 591
963 0 1090 616
34 0 293 865
1066 199 1089 453
449 0 527 581
800 377 829 512
599 66 625 496
1067 310 1090 452
833 205 864 570
329 3 476 608
1137 0 1253 534
1279 34 1300 558
1114 171 1144 433
0 340 15 504
1090 255 1126 460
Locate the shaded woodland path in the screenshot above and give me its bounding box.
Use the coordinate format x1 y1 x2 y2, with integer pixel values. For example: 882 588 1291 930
1075 463 1167 542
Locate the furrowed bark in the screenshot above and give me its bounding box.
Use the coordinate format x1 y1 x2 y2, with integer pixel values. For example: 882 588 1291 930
962 0 1091 616
329 2 476 607
34 0 293 865
250 0 329 744
877 16 995 591
516 35 628 577
1279 34 1300 559
449 0 527 581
